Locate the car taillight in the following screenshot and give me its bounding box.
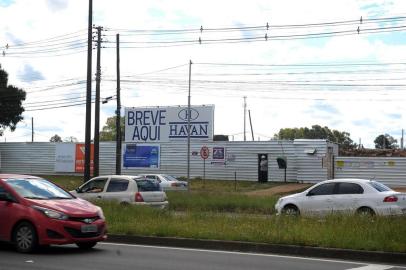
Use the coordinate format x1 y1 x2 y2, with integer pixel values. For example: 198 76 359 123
383 195 398 202
135 192 144 202
171 183 179 187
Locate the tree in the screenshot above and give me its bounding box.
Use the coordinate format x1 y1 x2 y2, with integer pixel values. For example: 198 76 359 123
275 125 357 150
213 135 229 141
50 134 62 142
374 134 398 149
99 116 125 141
0 65 26 136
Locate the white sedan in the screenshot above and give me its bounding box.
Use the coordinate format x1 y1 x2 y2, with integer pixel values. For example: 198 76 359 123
71 175 168 208
275 178 406 216
140 174 188 191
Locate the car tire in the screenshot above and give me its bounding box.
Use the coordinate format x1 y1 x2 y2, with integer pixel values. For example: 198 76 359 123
76 242 97 250
357 207 375 216
282 205 300 216
13 222 38 253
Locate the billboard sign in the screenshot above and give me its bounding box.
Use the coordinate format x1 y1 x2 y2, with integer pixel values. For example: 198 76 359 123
123 144 160 168
125 105 214 142
54 143 94 173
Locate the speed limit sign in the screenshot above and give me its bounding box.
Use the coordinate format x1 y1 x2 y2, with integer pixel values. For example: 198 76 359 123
200 146 210 160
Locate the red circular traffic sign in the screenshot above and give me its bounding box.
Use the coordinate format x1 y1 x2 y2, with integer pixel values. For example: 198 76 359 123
200 146 210 159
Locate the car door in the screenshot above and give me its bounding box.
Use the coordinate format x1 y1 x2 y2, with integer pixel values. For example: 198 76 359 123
301 182 336 215
102 177 132 203
332 182 364 213
77 177 108 201
0 184 18 241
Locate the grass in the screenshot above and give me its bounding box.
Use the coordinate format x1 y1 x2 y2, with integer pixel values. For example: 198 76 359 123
38 174 406 252
98 201 406 253
166 191 278 214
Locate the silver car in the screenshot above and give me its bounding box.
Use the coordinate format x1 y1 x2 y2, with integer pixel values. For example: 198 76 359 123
71 175 168 208
140 174 188 191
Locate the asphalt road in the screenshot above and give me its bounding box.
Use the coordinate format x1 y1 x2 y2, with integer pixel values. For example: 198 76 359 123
0 242 405 270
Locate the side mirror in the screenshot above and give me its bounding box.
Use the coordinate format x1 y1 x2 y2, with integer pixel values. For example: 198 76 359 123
0 192 16 203
306 191 314 196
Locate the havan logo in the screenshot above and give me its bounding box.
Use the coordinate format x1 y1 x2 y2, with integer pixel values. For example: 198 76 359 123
178 108 199 121
170 108 208 138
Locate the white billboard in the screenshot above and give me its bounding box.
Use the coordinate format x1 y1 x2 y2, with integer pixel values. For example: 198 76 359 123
54 143 76 172
125 105 214 142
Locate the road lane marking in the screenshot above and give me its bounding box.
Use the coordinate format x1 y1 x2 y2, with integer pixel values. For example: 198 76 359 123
101 242 406 268
346 265 393 270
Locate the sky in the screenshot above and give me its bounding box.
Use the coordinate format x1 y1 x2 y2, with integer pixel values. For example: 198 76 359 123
0 0 406 148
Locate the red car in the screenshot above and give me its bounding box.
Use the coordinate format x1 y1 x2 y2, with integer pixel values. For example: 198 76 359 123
0 174 107 253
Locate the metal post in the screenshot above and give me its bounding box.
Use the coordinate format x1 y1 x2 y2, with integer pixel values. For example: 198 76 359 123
94 26 102 177
243 96 247 141
84 0 93 182
234 171 237 191
31 117 34 142
187 60 192 182
248 109 254 141
115 33 122 175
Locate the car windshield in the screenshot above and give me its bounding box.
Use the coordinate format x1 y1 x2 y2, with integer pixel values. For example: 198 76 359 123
368 181 392 192
161 175 179 182
134 179 161 192
5 178 73 200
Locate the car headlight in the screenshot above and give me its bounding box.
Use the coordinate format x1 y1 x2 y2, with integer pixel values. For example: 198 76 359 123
97 207 105 220
32 206 68 220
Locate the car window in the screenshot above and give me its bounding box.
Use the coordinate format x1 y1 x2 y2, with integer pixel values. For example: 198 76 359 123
308 183 335 196
162 175 178 182
5 178 73 199
368 181 392 192
106 178 129 192
136 180 161 192
80 178 108 193
337 183 363 194
146 175 157 180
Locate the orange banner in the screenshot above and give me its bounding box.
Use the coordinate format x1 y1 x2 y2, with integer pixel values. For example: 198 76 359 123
75 144 94 174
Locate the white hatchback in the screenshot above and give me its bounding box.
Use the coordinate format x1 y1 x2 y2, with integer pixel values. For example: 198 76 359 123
71 175 168 209
275 179 406 216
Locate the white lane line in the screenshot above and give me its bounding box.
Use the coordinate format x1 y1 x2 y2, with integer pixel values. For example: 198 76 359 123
101 242 406 268
346 265 393 270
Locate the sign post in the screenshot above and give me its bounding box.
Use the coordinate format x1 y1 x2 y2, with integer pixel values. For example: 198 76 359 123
200 146 210 187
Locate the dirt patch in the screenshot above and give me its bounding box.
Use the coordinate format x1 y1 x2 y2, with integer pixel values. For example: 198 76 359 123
394 187 406 192
246 183 312 196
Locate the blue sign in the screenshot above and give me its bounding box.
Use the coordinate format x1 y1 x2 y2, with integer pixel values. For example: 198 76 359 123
123 144 160 168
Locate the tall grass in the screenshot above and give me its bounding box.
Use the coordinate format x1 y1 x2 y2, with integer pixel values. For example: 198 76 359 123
99 201 406 253
167 192 278 214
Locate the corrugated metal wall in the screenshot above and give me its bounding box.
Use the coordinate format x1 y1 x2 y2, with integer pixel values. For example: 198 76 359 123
0 140 331 182
335 157 406 186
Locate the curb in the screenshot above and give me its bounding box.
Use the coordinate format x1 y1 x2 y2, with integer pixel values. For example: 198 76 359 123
107 234 406 265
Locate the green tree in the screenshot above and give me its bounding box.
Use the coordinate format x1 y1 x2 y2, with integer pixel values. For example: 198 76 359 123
275 125 356 149
0 65 26 136
374 134 398 149
99 116 125 141
50 134 62 142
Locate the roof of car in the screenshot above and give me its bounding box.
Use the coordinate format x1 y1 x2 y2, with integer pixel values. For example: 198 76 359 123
0 174 42 180
321 178 374 184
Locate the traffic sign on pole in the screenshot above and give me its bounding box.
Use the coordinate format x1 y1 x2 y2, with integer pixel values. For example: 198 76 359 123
200 146 210 159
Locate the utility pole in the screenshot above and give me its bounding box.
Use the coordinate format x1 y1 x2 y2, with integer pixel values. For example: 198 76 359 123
31 117 34 142
115 33 122 175
84 0 93 182
401 129 404 149
243 96 247 141
93 26 102 177
187 60 192 183
248 110 254 141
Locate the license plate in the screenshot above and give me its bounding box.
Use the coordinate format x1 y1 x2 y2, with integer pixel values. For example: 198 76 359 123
81 224 97 233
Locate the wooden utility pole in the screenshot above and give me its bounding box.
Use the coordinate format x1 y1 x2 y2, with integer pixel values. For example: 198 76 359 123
115 33 122 175
187 60 192 183
84 0 93 182
94 26 102 177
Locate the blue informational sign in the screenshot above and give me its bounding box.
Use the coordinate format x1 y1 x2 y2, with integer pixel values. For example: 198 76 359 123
123 144 160 168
